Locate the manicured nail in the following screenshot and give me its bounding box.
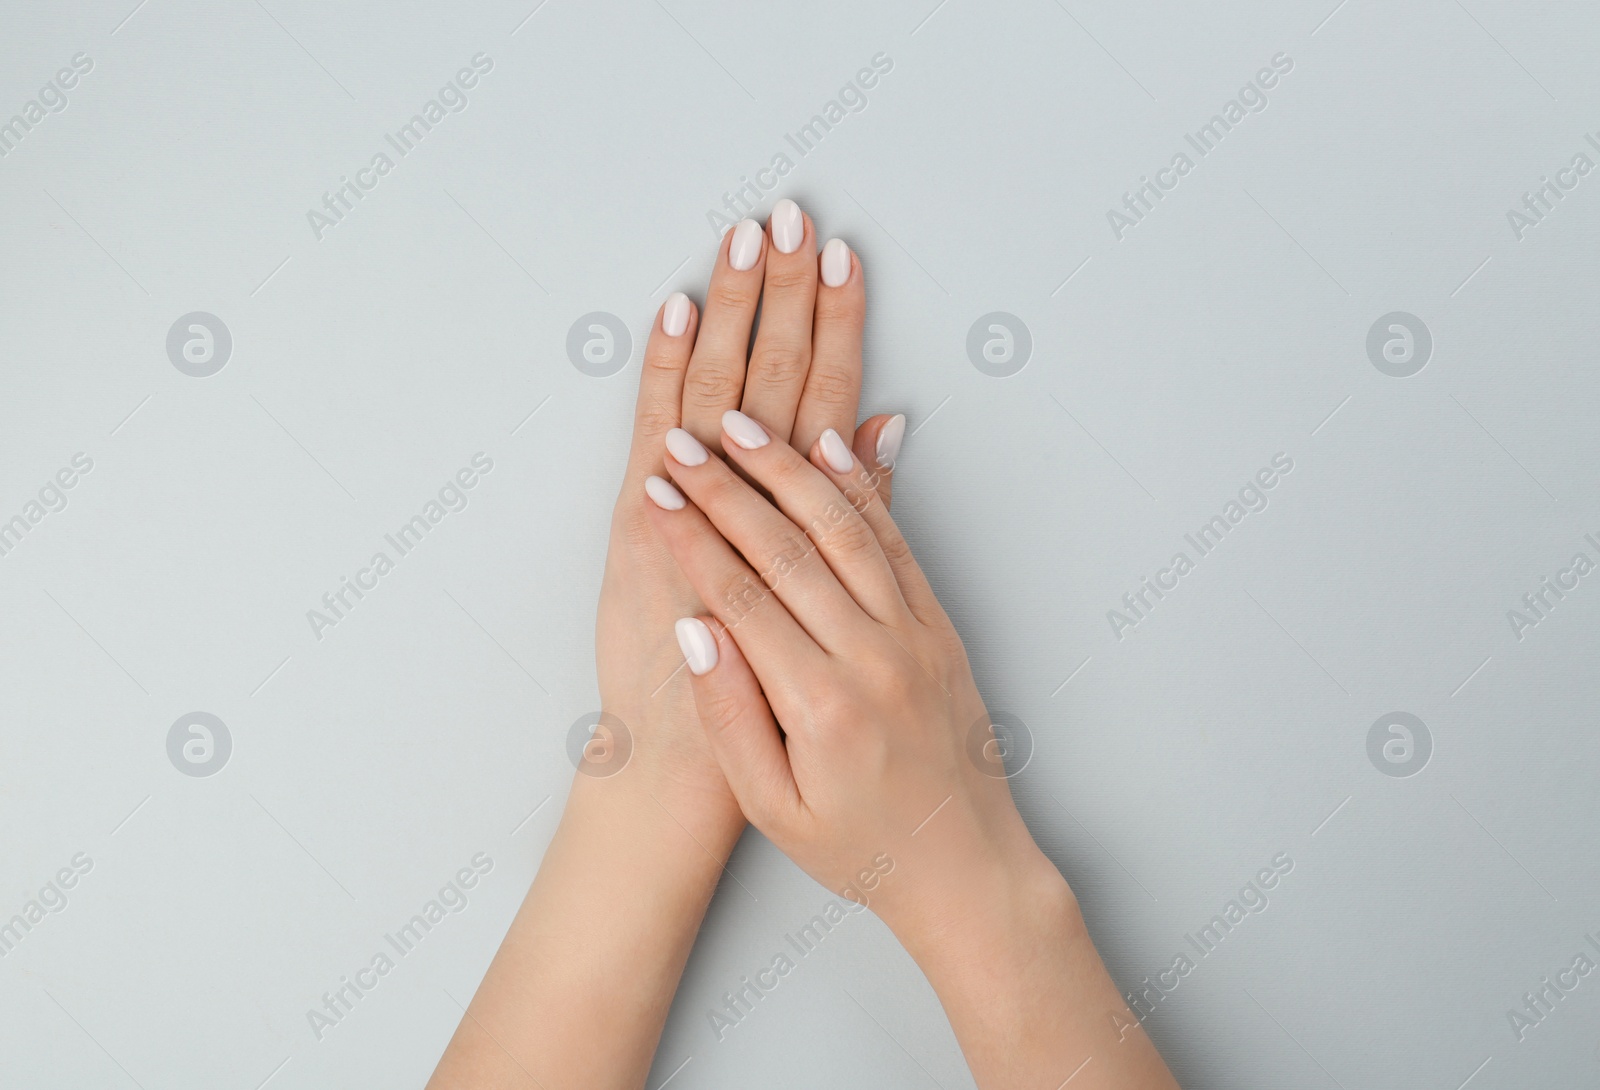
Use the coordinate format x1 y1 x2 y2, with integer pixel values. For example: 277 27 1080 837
770 198 803 254
665 427 708 466
876 414 906 469
675 617 719 675
729 218 763 271
820 238 851 287
662 292 691 337
819 428 854 473
645 475 686 510
722 409 770 450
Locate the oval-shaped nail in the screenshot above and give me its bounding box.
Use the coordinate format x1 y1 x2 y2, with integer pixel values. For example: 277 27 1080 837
675 617 719 675
819 428 854 473
644 475 686 510
665 427 708 466
722 409 770 450
876 414 906 469
820 238 851 287
662 292 691 337
770 198 804 254
729 218 764 271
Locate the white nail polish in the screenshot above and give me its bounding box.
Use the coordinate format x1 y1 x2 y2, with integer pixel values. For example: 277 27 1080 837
819 428 854 473
770 198 803 254
675 617 719 675
645 475 686 510
665 427 708 466
876 414 906 469
663 292 691 337
729 218 763 271
820 238 851 287
722 409 770 450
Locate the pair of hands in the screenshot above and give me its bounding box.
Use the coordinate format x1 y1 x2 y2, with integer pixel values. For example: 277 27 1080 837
431 200 1179 1090
595 200 1045 939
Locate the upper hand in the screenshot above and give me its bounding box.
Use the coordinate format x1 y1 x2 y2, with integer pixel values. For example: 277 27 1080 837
641 410 1055 941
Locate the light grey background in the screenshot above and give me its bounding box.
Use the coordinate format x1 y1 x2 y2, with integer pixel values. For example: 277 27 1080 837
2 1 1597 1087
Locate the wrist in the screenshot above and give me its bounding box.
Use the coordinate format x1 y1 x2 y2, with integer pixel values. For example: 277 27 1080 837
888 841 1080 975
564 756 745 872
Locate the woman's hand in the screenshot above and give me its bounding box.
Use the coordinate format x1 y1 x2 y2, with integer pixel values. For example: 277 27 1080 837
642 411 1040 934
643 414 1181 1089
430 203 907 1090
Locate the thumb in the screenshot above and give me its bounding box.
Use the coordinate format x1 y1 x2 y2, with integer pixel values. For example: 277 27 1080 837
674 617 800 831
852 413 904 511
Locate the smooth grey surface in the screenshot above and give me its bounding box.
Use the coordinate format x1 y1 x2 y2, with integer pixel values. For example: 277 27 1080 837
2 1 1598 1087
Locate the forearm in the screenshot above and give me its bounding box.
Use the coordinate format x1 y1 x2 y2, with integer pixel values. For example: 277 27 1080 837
428 768 742 1090
896 850 1180 1090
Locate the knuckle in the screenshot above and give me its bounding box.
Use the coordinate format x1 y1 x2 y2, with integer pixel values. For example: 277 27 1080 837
877 524 914 568
807 690 854 735
758 529 814 585
763 260 815 294
803 364 857 408
820 509 877 559
682 364 743 407
699 682 749 732
748 342 810 390
815 287 864 326
642 341 687 377
702 463 751 508
886 671 923 711
707 279 756 313
634 400 678 440
715 570 769 624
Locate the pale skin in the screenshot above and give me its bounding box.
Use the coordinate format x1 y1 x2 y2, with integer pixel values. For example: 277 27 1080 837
429 201 1179 1089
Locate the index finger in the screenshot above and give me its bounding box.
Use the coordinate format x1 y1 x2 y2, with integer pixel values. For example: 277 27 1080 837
623 292 698 484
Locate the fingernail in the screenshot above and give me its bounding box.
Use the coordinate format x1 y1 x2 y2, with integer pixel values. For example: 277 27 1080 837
876 414 906 469
663 292 691 337
819 428 854 473
645 475 686 510
665 427 708 466
770 198 803 254
821 238 851 287
675 617 719 675
721 409 770 450
729 218 763 271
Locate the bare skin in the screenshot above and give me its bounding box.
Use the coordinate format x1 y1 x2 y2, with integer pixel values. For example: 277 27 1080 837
428 203 892 1089
430 200 1180 1089
645 412 1179 1089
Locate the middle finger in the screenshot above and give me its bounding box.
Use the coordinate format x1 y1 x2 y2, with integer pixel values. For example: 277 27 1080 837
681 218 765 446
739 198 817 443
